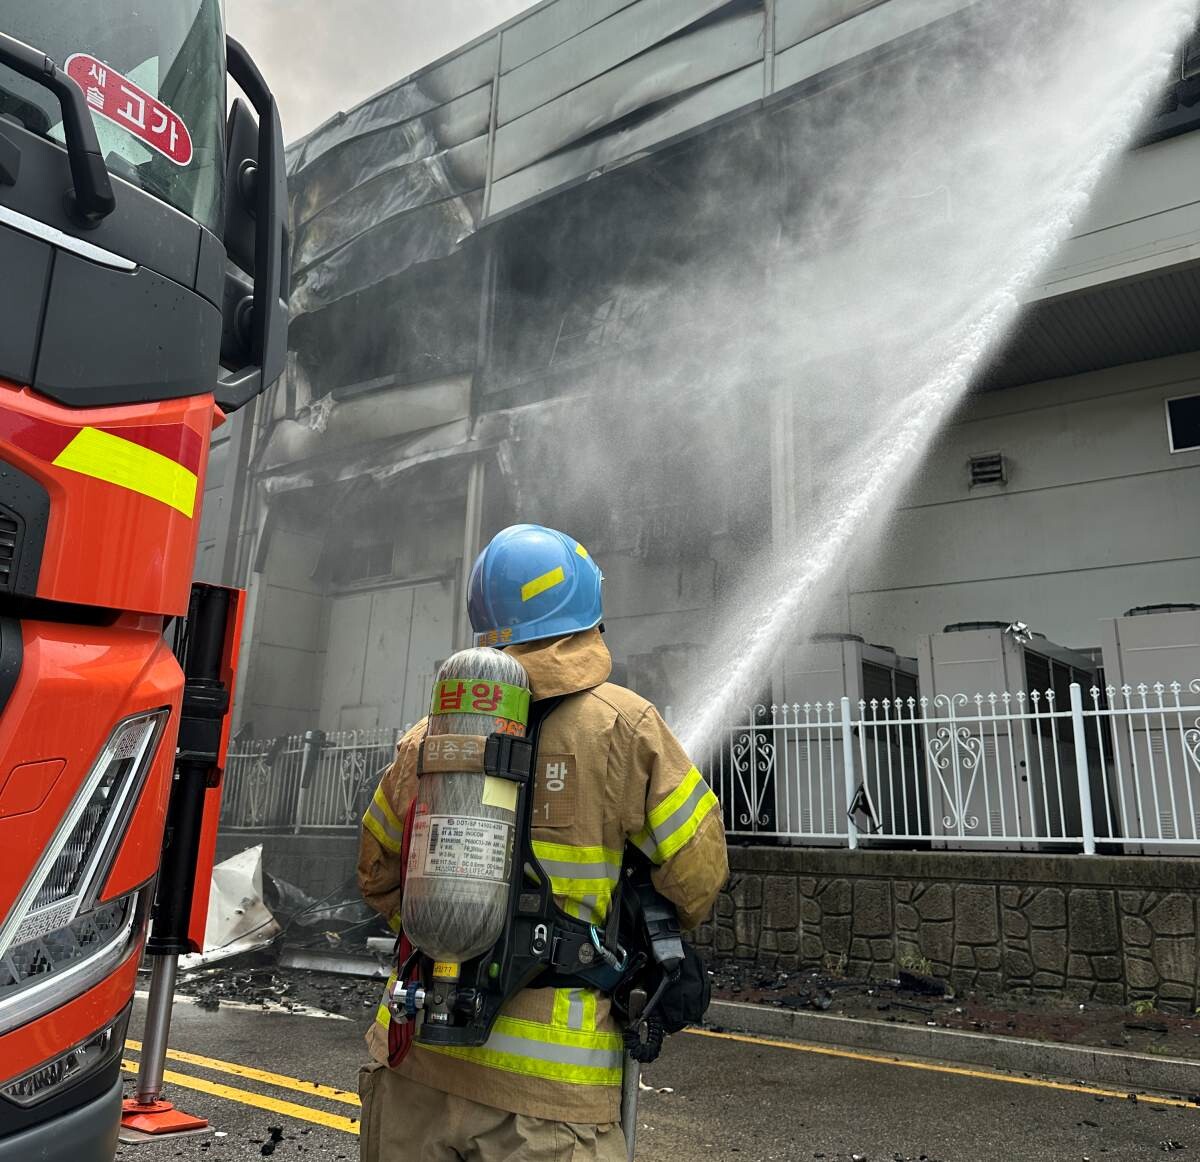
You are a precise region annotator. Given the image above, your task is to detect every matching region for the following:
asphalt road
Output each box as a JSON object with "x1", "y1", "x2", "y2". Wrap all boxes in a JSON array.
[{"x1": 119, "y1": 993, "x2": 1199, "y2": 1161}]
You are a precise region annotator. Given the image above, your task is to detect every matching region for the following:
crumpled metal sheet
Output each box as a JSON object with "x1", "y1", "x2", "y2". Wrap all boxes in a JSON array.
[
  {"x1": 290, "y1": 191, "x2": 481, "y2": 318},
  {"x1": 493, "y1": 10, "x2": 764, "y2": 181},
  {"x1": 260, "y1": 416, "x2": 475, "y2": 495},
  {"x1": 501, "y1": 0, "x2": 638, "y2": 73},
  {"x1": 497, "y1": 0, "x2": 733, "y2": 126},
  {"x1": 489, "y1": 62, "x2": 764, "y2": 218},
  {"x1": 294, "y1": 136, "x2": 488, "y2": 273},
  {"x1": 774, "y1": 0, "x2": 888, "y2": 55},
  {"x1": 285, "y1": 0, "x2": 986, "y2": 315},
  {"x1": 179, "y1": 844, "x2": 282, "y2": 969},
  {"x1": 286, "y1": 36, "x2": 497, "y2": 176},
  {"x1": 256, "y1": 375, "x2": 472, "y2": 472},
  {"x1": 291, "y1": 85, "x2": 492, "y2": 229},
  {"x1": 773, "y1": 0, "x2": 980, "y2": 92}
]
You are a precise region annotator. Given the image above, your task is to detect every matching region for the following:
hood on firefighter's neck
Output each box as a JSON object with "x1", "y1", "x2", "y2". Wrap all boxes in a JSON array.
[{"x1": 505, "y1": 628, "x2": 612, "y2": 700}]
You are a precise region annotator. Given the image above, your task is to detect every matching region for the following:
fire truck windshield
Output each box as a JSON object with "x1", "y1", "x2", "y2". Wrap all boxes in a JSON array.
[{"x1": 0, "y1": 0, "x2": 225, "y2": 234}]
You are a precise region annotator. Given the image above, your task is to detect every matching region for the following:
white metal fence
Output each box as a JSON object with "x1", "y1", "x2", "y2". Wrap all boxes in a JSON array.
[
  {"x1": 220, "y1": 680, "x2": 1200, "y2": 853},
  {"x1": 699, "y1": 680, "x2": 1200, "y2": 852},
  {"x1": 221, "y1": 727, "x2": 401, "y2": 833}
]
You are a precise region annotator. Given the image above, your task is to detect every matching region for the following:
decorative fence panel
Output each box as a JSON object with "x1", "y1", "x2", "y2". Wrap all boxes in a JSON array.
[
  {"x1": 219, "y1": 681, "x2": 1200, "y2": 853},
  {"x1": 222, "y1": 727, "x2": 403, "y2": 833}
]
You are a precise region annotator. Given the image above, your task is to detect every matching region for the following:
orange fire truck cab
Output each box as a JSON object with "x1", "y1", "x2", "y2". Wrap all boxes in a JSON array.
[{"x1": 0, "y1": 4, "x2": 286, "y2": 1157}]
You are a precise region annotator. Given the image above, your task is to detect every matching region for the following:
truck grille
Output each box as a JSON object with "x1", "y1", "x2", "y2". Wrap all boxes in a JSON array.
[{"x1": 0, "y1": 508, "x2": 18, "y2": 592}]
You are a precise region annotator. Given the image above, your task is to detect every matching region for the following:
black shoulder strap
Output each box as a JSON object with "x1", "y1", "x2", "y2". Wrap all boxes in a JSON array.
[{"x1": 524, "y1": 694, "x2": 564, "y2": 757}]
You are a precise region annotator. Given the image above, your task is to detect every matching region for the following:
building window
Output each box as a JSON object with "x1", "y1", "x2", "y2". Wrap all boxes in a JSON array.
[
  {"x1": 1167, "y1": 394, "x2": 1200, "y2": 453},
  {"x1": 335, "y1": 540, "x2": 395, "y2": 586}
]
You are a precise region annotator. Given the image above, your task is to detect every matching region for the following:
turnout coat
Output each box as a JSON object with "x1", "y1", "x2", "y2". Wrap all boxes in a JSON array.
[{"x1": 357, "y1": 628, "x2": 728, "y2": 1123}]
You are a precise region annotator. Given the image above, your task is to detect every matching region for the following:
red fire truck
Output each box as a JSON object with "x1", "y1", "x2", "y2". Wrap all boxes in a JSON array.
[{"x1": 0, "y1": 3, "x2": 287, "y2": 1157}]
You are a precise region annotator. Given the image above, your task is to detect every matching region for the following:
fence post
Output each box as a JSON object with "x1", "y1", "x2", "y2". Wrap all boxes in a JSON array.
[
  {"x1": 841, "y1": 696, "x2": 858, "y2": 851},
  {"x1": 295, "y1": 729, "x2": 325, "y2": 836},
  {"x1": 1069, "y1": 683, "x2": 1096, "y2": 856}
]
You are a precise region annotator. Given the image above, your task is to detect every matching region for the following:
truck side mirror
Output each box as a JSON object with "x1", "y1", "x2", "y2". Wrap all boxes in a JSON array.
[{"x1": 217, "y1": 37, "x2": 289, "y2": 413}]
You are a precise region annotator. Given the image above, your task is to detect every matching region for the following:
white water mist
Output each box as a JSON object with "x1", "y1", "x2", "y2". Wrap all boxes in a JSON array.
[{"x1": 676, "y1": 0, "x2": 1199, "y2": 755}]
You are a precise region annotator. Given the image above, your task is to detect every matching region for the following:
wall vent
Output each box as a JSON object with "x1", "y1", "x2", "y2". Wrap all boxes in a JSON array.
[{"x1": 968, "y1": 452, "x2": 1006, "y2": 487}]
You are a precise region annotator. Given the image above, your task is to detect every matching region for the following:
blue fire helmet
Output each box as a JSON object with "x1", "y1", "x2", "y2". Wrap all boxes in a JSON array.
[{"x1": 468, "y1": 524, "x2": 603, "y2": 648}]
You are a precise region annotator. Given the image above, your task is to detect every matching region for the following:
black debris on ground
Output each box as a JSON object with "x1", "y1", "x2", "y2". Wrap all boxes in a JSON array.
[
  {"x1": 707, "y1": 958, "x2": 1200, "y2": 1061},
  {"x1": 147, "y1": 962, "x2": 385, "y2": 1017}
]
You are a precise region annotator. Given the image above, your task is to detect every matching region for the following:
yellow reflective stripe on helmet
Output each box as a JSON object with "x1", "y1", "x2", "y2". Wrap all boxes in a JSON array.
[
  {"x1": 521, "y1": 566, "x2": 566, "y2": 602},
  {"x1": 376, "y1": 971, "x2": 398, "y2": 1030},
  {"x1": 421, "y1": 1014, "x2": 623, "y2": 1086},
  {"x1": 576, "y1": 543, "x2": 589, "y2": 558},
  {"x1": 363, "y1": 787, "x2": 405, "y2": 853},
  {"x1": 633, "y1": 766, "x2": 718, "y2": 864}
]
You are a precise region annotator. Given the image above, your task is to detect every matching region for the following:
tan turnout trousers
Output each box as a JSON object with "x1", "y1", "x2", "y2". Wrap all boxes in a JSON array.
[{"x1": 359, "y1": 1064, "x2": 627, "y2": 1162}]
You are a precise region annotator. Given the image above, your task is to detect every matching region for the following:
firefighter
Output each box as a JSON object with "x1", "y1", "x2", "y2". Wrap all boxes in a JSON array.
[{"x1": 357, "y1": 523, "x2": 728, "y2": 1161}]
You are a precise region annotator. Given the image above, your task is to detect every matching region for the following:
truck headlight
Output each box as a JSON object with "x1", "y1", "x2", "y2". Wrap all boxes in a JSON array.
[{"x1": 0, "y1": 710, "x2": 167, "y2": 1032}]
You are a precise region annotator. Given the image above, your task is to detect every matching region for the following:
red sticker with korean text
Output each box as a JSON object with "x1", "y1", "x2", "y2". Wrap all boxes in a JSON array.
[{"x1": 65, "y1": 53, "x2": 193, "y2": 166}]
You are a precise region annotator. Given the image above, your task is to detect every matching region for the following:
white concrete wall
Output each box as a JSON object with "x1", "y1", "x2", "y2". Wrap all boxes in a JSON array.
[
  {"x1": 1034, "y1": 133, "x2": 1200, "y2": 300},
  {"x1": 238, "y1": 526, "x2": 327, "y2": 738},
  {"x1": 847, "y1": 352, "x2": 1200, "y2": 656}
]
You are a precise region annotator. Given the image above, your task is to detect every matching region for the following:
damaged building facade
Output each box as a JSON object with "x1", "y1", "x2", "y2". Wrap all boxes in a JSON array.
[{"x1": 211, "y1": 0, "x2": 1200, "y2": 855}]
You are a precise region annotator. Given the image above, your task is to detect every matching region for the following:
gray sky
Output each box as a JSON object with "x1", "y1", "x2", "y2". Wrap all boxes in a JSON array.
[{"x1": 226, "y1": 0, "x2": 538, "y2": 142}]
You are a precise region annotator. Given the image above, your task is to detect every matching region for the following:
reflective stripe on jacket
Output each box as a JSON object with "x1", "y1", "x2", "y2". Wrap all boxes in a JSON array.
[{"x1": 356, "y1": 627, "x2": 729, "y2": 1123}]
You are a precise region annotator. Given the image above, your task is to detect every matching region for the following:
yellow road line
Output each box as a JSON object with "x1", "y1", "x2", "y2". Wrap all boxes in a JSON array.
[
  {"x1": 125, "y1": 1039, "x2": 359, "y2": 1106},
  {"x1": 684, "y1": 1027, "x2": 1200, "y2": 1110},
  {"x1": 120, "y1": 1060, "x2": 359, "y2": 1135}
]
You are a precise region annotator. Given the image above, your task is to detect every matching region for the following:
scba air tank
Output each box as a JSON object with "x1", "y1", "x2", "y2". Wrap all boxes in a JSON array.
[{"x1": 401, "y1": 647, "x2": 531, "y2": 965}]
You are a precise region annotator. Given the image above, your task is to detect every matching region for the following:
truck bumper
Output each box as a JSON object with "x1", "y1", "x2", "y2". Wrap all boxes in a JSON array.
[{"x1": 0, "y1": 1076, "x2": 121, "y2": 1162}]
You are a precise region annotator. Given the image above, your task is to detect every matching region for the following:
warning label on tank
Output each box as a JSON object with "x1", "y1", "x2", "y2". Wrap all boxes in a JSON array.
[{"x1": 409, "y1": 814, "x2": 511, "y2": 883}]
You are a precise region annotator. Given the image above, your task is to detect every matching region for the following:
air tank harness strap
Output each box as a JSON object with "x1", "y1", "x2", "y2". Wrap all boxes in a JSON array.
[{"x1": 417, "y1": 733, "x2": 493, "y2": 775}]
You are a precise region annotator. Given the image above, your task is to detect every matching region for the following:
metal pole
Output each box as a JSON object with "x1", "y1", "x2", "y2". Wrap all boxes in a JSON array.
[
  {"x1": 1070, "y1": 683, "x2": 1097, "y2": 855},
  {"x1": 134, "y1": 954, "x2": 178, "y2": 1104},
  {"x1": 841, "y1": 697, "x2": 859, "y2": 851},
  {"x1": 620, "y1": 1054, "x2": 640, "y2": 1160}
]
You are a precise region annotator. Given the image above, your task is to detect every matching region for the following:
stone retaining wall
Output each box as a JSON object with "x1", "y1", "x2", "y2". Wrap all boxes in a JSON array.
[{"x1": 695, "y1": 846, "x2": 1200, "y2": 1011}]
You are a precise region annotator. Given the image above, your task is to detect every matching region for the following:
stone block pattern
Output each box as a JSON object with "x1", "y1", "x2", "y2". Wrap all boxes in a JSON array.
[{"x1": 694, "y1": 862, "x2": 1200, "y2": 1012}]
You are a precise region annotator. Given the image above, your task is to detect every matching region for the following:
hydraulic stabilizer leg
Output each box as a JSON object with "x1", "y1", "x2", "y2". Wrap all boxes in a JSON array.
[
  {"x1": 133, "y1": 955, "x2": 178, "y2": 1105},
  {"x1": 123, "y1": 585, "x2": 240, "y2": 1139}
]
